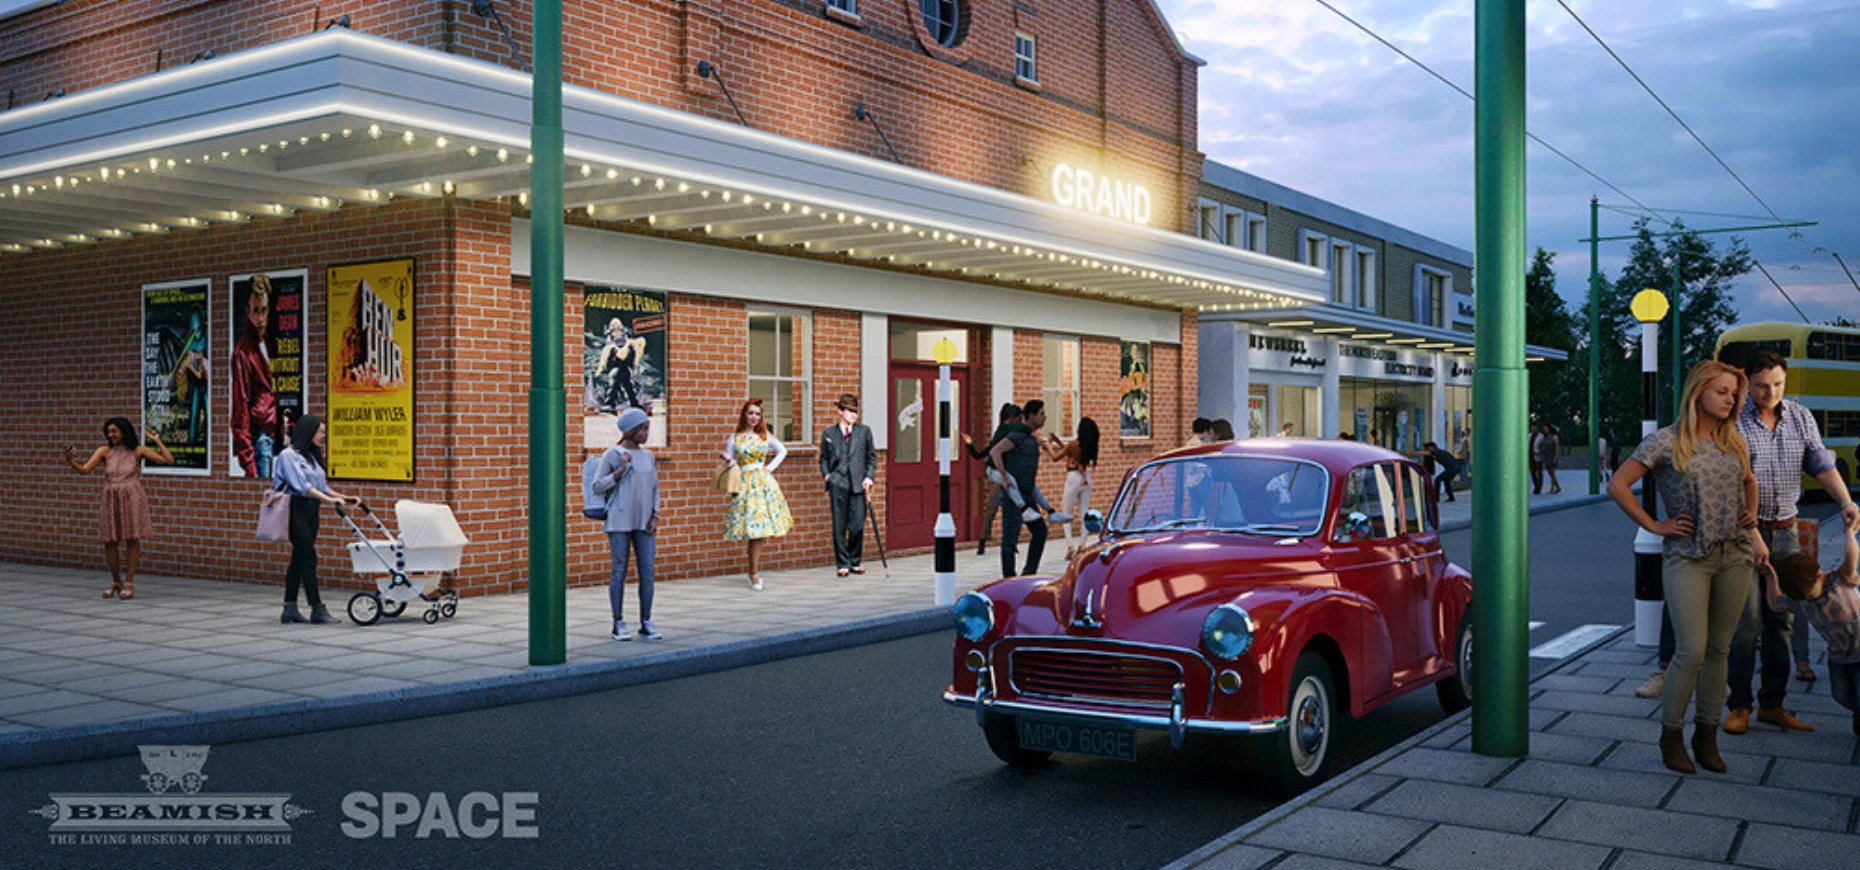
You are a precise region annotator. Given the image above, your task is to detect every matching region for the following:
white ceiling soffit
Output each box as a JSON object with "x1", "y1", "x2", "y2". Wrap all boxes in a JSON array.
[
  {"x1": 0, "y1": 29, "x2": 1326, "y2": 311},
  {"x1": 1213, "y1": 305, "x2": 1570, "y2": 361}
]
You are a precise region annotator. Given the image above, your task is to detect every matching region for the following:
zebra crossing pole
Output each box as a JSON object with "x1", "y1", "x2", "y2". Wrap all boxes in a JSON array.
[
  {"x1": 1630, "y1": 289, "x2": 1669, "y2": 647},
  {"x1": 932, "y1": 339, "x2": 958, "y2": 606}
]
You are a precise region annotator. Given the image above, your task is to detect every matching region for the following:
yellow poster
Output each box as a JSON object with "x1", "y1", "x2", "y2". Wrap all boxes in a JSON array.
[{"x1": 326, "y1": 258, "x2": 415, "y2": 481}]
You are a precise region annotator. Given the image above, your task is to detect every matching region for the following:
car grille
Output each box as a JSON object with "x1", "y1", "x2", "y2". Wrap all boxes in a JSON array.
[{"x1": 1008, "y1": 649, "x2": 1183, "y2": 709}]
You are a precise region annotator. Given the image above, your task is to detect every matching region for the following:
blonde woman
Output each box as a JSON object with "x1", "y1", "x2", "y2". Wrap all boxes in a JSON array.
[
  {"x1": 723, "y1": 398, "x2": 793, "y2": 590},
  {"x1": 1607, "y1": 360, "x2": 1758, "y2": 775}
]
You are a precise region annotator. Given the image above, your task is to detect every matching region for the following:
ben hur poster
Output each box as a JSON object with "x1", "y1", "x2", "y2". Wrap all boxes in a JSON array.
[
  {"x1": 582, "y1": 285, "x2": 668, "y2": 448},
  {"x1": 141, "y1": 279, "x2": 212, "y2": 475},
  {"x1": 227, "y1": 269, "x2": 307, "y2": 478},
  {"x1": 326, "y1": 258, "x2": 415, "y2": 482}
]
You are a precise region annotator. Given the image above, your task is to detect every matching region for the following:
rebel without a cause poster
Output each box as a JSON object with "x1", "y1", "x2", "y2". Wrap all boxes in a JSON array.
[
  {"x1": 141, "y1": 279, "x2": 212, "y2": 475},
  {"x1": 326, "y1": 258, "x2": 415, "y2": 482},
  {"x1": 227, "y1": 270, "x2": 307, "y2": 478}
]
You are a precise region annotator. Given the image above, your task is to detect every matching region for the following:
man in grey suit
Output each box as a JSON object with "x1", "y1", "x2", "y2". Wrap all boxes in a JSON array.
[{"x1": 820, "y1": 393, "x2": 877, "y2": 576}]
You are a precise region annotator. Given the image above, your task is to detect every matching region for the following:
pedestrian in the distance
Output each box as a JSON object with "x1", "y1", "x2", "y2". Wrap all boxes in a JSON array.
[
  {"x1": 819, "y1": 393, "x2": 876, "y2": 577},
  {"x1": 1279, "y1": 421, "x2": 1296, "y2": 437},
  {"x1": 989, "y1": 399, "x2": 1051, "y2": 578},
  {"x1": 964, "y1": 403, "x2": 1021, "y2": 556},
  {"x1": 1423, "y1": 441, "x2": 1461, "y2": 502},
  {"x1": 1545, "y1": 424, "x2": 1564, "y2": 494},
  {"x1": 722, "y1": 398, "x2": 792, "y2": 591},
  {"x1": 64, "y1": 417, "x2": 174, "y2": 599},
  {"x1": 1211, "y1": 419, "x2": 1235, "y2": 441},
  {"x1": 595, "y1": 407, "x2": 661, "y2": 641},
  {"x1": 273, "y1": 414, "x2": 358, "y2": 624},
  {"x1": 1606, "y1": 360, "x2": 1758, "y2": 775},
  {"x1": 1184, "y1": 418, "x2": 1214, "y2": 448},
  {"x1": 1044, "y1": 417, "x2": 1100, "y2": 559},
  {"x1": 1529, "y1": 424, "x2": 1546, "y2": 494}
]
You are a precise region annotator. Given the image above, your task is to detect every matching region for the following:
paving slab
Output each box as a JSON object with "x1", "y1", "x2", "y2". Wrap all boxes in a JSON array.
[
  {"x1": 1610, "y1": 850, "x2": 1744, "y2": 870},
  {"x1": 1362, "y1": 778, "x2": 1563, "y2": 834},
  {"x1": 1190, "y1": 844, "x2": 1283, "y2": 870},
  {"x1": 9, "y1": 700, "x2": 172, "y2": 729},
  {"x1": 1664, "y1": 778, "x2": 1853, "y2": 831},
  {"x1": 1530, "y1": 689, "x2": 1662, "y2": 718},
  {"x1": 1595, "y1": 741, "x2": 1769, "y2": 784},
  {"x1": 1391, "y1": 823, "x2": 1610, "y2": 870},
  {"x1": 1313, "y1": 773, "x2": 1402, "y2": 811},
  {"x1": 1244, "y1": 807, "x2": 1431, "y2": 865},
  {"x1": 1535, "y1": 799, "x2": 1738, "y2": 862},
  {"x1": 158, "y1": 687, "x2": 301, "y2": 713},
  {"x1": 1491, "y1": 758, "x2": 1680, "y2": 808},
  {"x1": 1371, "y1": 746, "x2": 1518, "y2": 786},
  {"x1": 1766, "y1": 757, "x2": 1860, "y2": 797},
  {"x1": 1733, "y1": 823, "x2": 1860, "y2": 870},
  {"x1": 106, "y1": 679, "x2": 241, "y2": 705}
]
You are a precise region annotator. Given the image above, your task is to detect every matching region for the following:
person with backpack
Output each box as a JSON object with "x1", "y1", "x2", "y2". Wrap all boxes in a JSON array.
[{"x1": 588, "y1": 407, "x2": 661, "y2": 641}]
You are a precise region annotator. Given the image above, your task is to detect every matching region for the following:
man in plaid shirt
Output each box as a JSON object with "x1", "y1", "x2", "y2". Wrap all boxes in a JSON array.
[{"x1": 1724, "y1": 350, "x2": 1860, "y2": 735}]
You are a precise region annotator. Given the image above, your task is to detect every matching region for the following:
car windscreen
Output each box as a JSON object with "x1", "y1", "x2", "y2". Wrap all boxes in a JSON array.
[{"x1": 1108, "y1": 456, "x2": 1329, "y2": 537}]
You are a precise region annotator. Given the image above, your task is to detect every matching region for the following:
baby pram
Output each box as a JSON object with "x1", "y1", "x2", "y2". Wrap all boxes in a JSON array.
[{"x1": 339, "y1": 500, "x2": 468, "y2": 626}]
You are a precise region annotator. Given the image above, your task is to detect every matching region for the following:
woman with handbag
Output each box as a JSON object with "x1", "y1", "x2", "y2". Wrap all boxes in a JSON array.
[
  {"x1": 273, "y1": 414, "x2": 358, "y2": 624},
  {"x1": 64, "y1": 417, "x2": 174, "y2": 599},
  {"x1": 722, "y1": 398, "x2": 792, "y2": 590}
]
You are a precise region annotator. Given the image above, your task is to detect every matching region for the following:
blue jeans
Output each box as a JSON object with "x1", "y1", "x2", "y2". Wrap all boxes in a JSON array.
[
  {"x1": 1727, "y1": 526, "x2": 1798, "y2": 711},
  {"x1": 607, "y1": 530, "x2": 655, "y2": 623}
]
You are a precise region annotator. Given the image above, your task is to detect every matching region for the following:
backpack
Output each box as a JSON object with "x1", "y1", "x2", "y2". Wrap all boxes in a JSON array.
[{"x1": 582, "y1": 448, "x2": 620, "y2": 521}]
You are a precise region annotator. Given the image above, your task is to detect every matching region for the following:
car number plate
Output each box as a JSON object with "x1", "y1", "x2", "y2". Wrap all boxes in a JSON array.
[{"x1": 1017, "y1": 718, "x2": 1137, "y2": 761}]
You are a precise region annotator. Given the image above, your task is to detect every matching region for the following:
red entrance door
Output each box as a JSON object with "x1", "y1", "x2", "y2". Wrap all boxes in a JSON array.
[{"x1": 885, "y1": 363, "x2": 970, "y2": 550}]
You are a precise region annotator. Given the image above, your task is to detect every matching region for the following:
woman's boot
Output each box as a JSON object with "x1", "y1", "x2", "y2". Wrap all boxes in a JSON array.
[
  {"x1": 1692, "y1": 725, "x2": 1727, "y2": 774},
  {"x1": 309, "y1": 604, "x2": 338, "y2": 625},
  {"x1": 1660, "y1": 727, "x2": 1696, "y2": 775},
  {"x1": 280, "y1": 603, "x2": 307, "y2": 624}
]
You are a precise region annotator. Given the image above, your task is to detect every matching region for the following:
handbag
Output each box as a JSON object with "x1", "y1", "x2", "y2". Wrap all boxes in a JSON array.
[
  {"x1": 256, "y1": 483, "x2": 290, "y2": 542},
  {"x1": 711, "y1": 461, "x2": 742, "y2": 496}
]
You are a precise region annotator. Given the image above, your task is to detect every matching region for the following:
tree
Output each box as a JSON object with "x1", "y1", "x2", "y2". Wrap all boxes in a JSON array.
[
  {"x1": 1828, "y1": 316, "x2": 1859, "y2": 328},
  {"x1": 1524, "y1": 248, "x2": 1583, "y2": 442},
  {"x1": 1579, "y1": 218, "x2": 1752, "y2": 442}
]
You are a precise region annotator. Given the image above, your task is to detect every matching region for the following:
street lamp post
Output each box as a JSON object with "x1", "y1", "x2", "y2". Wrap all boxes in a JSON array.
[
  {"x1": 527, "y1": 0, "x2": 566, "y2": 666},
  {"x1": 932, "y1": 338, "x2": 959, "y2": 606},
  {"x1": 1630, "y1": 289, "x2": 1669, "y2": 647}
]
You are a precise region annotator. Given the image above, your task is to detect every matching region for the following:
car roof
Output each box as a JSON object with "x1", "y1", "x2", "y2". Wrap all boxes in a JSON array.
[{"x1": 1158, "y1": 438, "x2": 1413, "y2": 478}]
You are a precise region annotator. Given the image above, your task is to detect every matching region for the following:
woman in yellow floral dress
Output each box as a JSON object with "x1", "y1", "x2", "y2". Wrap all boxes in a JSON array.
[{"x1": 723, "y1": 398, "x2": 793, "y2": 590}]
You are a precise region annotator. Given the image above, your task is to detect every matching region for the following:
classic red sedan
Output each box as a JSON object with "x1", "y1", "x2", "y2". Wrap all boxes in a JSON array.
[{"x1": 944, "y1": 439, "x2": 1474, "y2": 793}]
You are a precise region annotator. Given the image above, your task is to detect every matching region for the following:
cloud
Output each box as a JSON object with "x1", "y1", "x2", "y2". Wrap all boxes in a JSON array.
[{"x1": 1164, "y1": 0, "x2": 1860, "y2": 325}]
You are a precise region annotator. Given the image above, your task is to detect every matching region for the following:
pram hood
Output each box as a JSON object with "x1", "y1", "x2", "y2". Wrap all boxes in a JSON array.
[{"x1": 395, "y1": 500, "x2": 469, "y2": 551}]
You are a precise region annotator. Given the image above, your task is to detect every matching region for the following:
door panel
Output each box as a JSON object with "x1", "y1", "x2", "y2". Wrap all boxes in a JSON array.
[
  {"x1": 1331, "y1": 462, "x2": 1422, "y2": 692},
  {"x1": 886, "y1": 364, "x2": 969, "y2": 549}
]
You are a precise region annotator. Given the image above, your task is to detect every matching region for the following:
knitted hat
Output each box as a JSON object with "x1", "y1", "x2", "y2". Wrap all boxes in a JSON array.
[{"x1": 616, "y1": 407, "x2": 650, "y2": 436}]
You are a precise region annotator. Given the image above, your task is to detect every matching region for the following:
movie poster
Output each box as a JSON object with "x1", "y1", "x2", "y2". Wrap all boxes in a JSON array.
[
  {"x1": 227, "y1": 269, "x2": 307, "y2": 478},
  {"x1": 1118, "y1": 339, "x2": 1150, "y2": 439},
  {"x1": 326, "y1": 258, "x2": 415, "y2": 481},
  {"x1": 141, "y1": 279, "x2": 212, "y2": 475},
  {"x1": 581, "y1": 285, "x2": 668, "y2": 448}
]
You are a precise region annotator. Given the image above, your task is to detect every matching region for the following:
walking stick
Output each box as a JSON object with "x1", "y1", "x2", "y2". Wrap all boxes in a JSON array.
[{"x1": 866, "y1": 492, "x2": 889, "y2": 578}]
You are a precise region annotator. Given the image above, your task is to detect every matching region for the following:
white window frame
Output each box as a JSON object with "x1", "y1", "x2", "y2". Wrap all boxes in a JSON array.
[
  {"x1": 1197, "y1": 199, "x2": 1223, "y2": 243},
  {"x1": 1331, "y1": 240, "x2": 1353, "y2": 306},
  {"x1": 1042, "y1": 333, "x2": 1081, "y2": 439},
  {"x1": 1223, "y1": 209, "x2": 1267, "y2": 254},
  {"x1": 746, "y1": 307, "x2": 813, "y2": 443},
  {"x1": 1414, "y1": 265, "x2": 1453, "y2": 328},
  {"x1": 1014, "y1": 32, "x2": 1038, "y2": 83},
  {"x1": 826, "y1": 0, "x2": 858, "y2": 14},
  {"x1": 1355, "y1": 248, "x2": 1377, "y2": 311},
  {"x1": 1298, "y1": 229, "x2": 1329, "y2": 269}
]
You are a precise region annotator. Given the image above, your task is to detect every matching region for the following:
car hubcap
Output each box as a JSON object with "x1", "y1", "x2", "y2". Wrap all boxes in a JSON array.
[
  {"x1": 1291, "y1": 677, "x2": 1328, "y2": 775},
  {"x1": 1460, "y1": 630, "x2": 1475, "y2": 700}
]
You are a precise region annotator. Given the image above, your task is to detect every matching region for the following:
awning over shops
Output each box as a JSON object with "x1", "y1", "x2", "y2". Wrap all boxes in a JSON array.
[
  {"x1": 1209, "y1": 305, "x2": 1570, "y2": 362},
  {"x1": 0, "y1": 29, "x2": 1327, "y2": 312}
]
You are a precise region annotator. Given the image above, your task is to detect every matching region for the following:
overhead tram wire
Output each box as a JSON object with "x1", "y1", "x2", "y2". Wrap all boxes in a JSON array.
[
  {"x1": 1304, "y1": 0, "x2": 1669, "y2": 226},
  {"x1": 1555, "y1": 0, "x2": 1835, "y2": 316}
]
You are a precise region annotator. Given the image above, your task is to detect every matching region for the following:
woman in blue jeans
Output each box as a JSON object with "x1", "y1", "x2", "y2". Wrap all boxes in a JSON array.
[
  {"x1": 1607, "y1": 361, "x2": 1758, "y2": 775},
  {"x1": 594, "y1": 407, "x2": 661, "y2": 641}
]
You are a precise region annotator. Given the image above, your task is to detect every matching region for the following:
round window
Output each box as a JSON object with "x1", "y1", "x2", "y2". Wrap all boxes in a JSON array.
[{"x1": 919, "y1": 0, "x2": 968, "y2": 48}]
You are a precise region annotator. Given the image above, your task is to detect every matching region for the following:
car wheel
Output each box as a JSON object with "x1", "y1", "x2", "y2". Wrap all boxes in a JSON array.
[
  {"x1": 1437, "y1": 611, "x2": 1473, "y2": 714},
  {"x1": 1264, "y1": 652, "x2": 1337, "y2": 795},
  {"x1": 981, "y1": 712, "x2": 1052, "y2": 768}
]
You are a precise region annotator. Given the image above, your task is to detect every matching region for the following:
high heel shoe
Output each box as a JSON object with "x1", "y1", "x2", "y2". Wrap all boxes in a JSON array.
[
  {"x1": 102, "y1": 582, "x2": 122, "y2": 599},
  {"x1": 119, "y1": 581, "x2": 134, "y2": 600}
]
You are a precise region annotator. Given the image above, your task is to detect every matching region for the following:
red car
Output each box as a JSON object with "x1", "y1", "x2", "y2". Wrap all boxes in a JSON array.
[{"x1": 944, "y1": 439, "x2": 1474, "y2": 793}]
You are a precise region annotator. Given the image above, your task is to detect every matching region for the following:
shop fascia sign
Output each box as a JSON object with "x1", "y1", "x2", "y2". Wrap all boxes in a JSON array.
[
  {"x1": 1337, "y1": 342, "x2": 1435, "y2": 382},
  {"x1": 1246, "y1": 331, "x2": 1327, "y2": 372},
  {"x1": 1050, "y1": 163, "x2": 1152, "y2": 226},
  {"x1": 1452, "y1": 291, "x2": 1475, "y2": 326}
]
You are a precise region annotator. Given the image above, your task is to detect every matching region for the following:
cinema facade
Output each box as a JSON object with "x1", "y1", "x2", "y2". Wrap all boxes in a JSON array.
[{"x1": 0, "y1": 0, "x2": 1345, "y2": 593}]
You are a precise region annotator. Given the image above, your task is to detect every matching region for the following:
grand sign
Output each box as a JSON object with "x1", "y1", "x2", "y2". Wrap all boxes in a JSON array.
[{"x1": 1051, "y1": 163, "x2": 1152, "y2": 226}]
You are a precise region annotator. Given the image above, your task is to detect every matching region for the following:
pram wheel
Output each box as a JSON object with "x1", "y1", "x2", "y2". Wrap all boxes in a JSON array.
[
  {"x1": 422, "y1": 608, "x2": 440, "y2": 625},
  {"x1": 382, "y1": 599, "x2": 407, "y2": 619},
  {"x1": 348, "y1": 592, "x2": 382, "y2": 626},
  {"x1": 441, "y1": 600, "x2": 457, "y2": 619}
]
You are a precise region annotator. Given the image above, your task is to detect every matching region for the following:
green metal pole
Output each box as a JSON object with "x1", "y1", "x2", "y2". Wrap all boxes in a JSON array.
[
  {"x1": 1588, "y1": 197, "x2": 1600, "y2": 496},
  {"x1": 1670, "y1": 257, "x2": 1683, "y2": 421},
  {"x1": 528, "y1": 0, "x2": 566, "y2": 666},
  {"x1": 1472, "y1": 0, "x2": 1529, "y2": 757}
]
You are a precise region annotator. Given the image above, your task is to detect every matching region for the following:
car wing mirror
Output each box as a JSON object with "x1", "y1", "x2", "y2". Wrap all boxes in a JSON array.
[{"x1": 1342, "y1": 511, "x2": 1371, "y2": 541}]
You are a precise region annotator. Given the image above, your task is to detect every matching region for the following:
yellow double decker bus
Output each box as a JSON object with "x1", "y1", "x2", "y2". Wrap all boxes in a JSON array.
[{"x1": 1716, "y1": 321, "x2": 1860, "y2": 493}]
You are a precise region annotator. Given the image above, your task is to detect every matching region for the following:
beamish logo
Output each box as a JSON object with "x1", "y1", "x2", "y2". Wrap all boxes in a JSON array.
[{"x1": 29, "y1": 745, "x2": 309, "y2": 842}]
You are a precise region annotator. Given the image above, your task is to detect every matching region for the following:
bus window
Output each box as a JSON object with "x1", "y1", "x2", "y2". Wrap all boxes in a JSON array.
[
  {"x1": 1806, "y1": 331, "x2": 1860, "y2": 363},
  {"x1": 1719, "y1": 339, "x2": 1790, "y2": 362}
]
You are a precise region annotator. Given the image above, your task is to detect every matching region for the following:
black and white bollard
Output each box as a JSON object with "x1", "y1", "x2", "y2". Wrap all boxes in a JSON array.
[{"x1": 1630, "y1": 292, "x2": 1667, "y2": 647}]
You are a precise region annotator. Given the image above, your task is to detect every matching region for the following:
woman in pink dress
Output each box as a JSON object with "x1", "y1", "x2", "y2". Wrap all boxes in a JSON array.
[{"x1": 64, "y1": 417, "x2": 173, "y2": 599}]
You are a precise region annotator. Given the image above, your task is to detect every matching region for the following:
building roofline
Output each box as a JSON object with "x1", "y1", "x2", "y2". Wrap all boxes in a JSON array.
[{"x1": 1202, "y1": 159, "x2": 1473, "y2": 267}]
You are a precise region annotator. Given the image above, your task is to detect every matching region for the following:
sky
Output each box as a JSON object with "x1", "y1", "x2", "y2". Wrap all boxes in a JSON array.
[{"x1": 1156, "y1": 0, "x2": 1860, "y2": 327}]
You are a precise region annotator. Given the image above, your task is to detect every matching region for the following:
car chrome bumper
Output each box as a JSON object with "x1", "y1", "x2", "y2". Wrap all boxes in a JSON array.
[{"x1": 942, "y1": 689, "x2": 1288, "y2": 738}]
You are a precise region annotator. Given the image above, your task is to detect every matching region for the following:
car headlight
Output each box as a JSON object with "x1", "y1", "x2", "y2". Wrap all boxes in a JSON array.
[
  {"x1": 1202, "y1": 604, "x2": 1255, "y2": 660},
  {"x1": 952, "y1": 591, "x2": 995, "y2": 642}
]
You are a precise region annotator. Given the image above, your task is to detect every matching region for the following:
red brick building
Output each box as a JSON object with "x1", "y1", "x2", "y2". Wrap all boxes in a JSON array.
[{"x1": 0, "y1": 0, "x2": 1325, "y2": 594}]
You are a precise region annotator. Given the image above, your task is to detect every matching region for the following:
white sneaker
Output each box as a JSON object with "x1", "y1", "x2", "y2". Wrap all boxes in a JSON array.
[
  {"x1": 1633, "y1": 668, "x2": 1664, "y2": 699},
  {"x1": 638, "y1": 620, "x2": 663, "y2": 641},
  {"x1": 1048, "y1": 511, "x2": 1074, "y2": 524},
  {"x1": 1022, "y1": 507, "x2": 1043, "y2": 523},
  {"x1": 750, "y1": 576, "x2": 764, "y2": 591},
  {"x1": 612, "y1": 619, "x2": 632, "y2": 642}
]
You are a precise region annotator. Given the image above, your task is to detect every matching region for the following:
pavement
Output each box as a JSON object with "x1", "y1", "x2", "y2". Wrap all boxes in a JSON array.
[
  {"x1": 0, "y1": 468, "x2": 1608, "y2": 772},
  {"x1": 1169, "y1": 615, "x2": 1860, "y2": 869}
]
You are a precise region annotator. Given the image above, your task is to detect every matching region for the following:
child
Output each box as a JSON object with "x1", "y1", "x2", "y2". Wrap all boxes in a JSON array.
[
  {"x1": 595, "y1": 407, "x2": 662, "y2": 642},
  {"x1": 1766, "y1": 521, "x2": 1860, "y2": 736},
  {"x1": 974, "y1": 406, "x2": 1067, "y2": 524}
]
